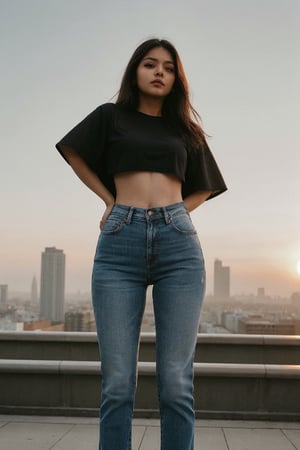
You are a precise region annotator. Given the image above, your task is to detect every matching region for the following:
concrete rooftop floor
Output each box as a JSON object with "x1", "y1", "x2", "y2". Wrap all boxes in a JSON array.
[{"x1": 0, "y1": 415, "x2": 300, "y2": 449}]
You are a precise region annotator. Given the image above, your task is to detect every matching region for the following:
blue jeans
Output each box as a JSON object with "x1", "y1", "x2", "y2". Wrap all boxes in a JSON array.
[{"x1": 92, "y1": 202, "x2": 205, "y2": 450}]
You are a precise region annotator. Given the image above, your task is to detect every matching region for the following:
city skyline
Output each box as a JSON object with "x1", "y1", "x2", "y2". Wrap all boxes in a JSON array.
[
  {"x1": 1, "y1": 254, "x2": 299, "y2": 300},
  {"x1": 1, "y1": 1, "x2": 299, "y2": 297}
]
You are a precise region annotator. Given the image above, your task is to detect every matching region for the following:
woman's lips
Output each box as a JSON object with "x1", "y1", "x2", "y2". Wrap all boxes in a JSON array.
[{"x1": 151, "y1": 80, "x2": 165, "y2": 86}]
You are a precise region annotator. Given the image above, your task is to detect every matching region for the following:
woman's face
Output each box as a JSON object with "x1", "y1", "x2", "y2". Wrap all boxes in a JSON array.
[{"x1": 136, "y1": 47, "x2": 176, "y2": 100}]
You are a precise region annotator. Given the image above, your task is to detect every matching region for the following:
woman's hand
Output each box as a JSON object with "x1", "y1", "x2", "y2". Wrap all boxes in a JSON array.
[
  {"x1": 184, "y1": 190, "x2": 212, "y2": 212},
  {"x1": 100, "y1": 203, "x2": 115, "y2": 230}
]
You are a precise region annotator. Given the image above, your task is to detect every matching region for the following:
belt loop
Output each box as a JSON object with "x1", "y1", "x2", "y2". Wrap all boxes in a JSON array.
[
  {"x1": 125, "y1": 207, "x2": 134, "y2": 224},
  {"x1": 162, "y1": 207, "x2": 171, "y2": 224}
]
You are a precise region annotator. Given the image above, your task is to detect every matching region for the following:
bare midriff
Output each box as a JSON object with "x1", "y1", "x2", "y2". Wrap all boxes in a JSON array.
[{"x1": 114, "y1": 171, "x2": 183, "y2": 208}]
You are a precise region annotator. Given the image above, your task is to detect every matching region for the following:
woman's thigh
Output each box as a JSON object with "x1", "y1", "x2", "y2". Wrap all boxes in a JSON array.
[
  {"x1": 152, "y1": 211, "x2": 205, "y2": 371},
  {"x1": 92, "y1": 218, "x2": 148, "y2": 377}
]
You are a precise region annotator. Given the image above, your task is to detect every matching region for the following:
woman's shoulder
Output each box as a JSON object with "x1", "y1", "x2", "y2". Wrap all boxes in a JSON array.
[
  {"x1": 82, "y1": 102, "x2": 119, "y2": 126},
  {"x1": 94, "y1": 102, "x2": 117, "y2": 115}
]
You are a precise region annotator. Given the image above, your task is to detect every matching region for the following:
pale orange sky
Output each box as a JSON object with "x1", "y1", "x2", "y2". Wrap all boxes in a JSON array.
[{"x1": 1, "y1": 0, "x2": 299, "y2": 297}]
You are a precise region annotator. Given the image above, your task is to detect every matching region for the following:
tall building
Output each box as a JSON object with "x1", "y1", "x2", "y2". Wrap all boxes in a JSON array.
[
  {"x1": 64, "y1": 310, "x2": 96, "y2": 332},
  {"x1": 31, "y1": 275, "x2": 38, "y2": 303},
  {"x1": 213, "y1": 259, "x2": 230, "y2": 299},
  {"x1": 257, "y1": 287, "x2": 265, "y2": 297},
  {"x1": 40, "y1": 247, "x2": 65, "y2": 322},
  {"x1": 0, "y1": 284, "x2": 8, "y2": 305},
  {"x1": 238, "y1": 317, "x2": 297, "y2": 335}
]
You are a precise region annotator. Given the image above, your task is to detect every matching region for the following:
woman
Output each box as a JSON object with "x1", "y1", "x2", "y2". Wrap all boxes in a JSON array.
[{"x1": 56, "y1": 38, "x2": 227, "y2": 450}]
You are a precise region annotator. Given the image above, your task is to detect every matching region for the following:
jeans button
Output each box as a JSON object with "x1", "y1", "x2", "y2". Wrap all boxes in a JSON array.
[{"x1": 147, "y1": 210, "x2": 154, "y2": 216}]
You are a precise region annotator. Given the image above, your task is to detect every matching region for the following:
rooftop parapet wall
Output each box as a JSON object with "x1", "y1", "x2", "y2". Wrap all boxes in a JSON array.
[
  {"x1": 0, "y1": 359, "x2": 299, "y2": 420},
  {"x1": 1, "y1": 332, "x2": 300, "y2": 420}
]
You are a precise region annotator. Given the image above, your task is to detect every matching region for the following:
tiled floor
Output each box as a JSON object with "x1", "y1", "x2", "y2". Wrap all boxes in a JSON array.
[{"x1": 0, "y1": 415, "x2": 299, "y2": 449}]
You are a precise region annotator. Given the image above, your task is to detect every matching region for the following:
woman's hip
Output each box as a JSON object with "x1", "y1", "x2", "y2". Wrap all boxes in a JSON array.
[{"x1": 92, "y1": 202, "x2": 205, "y2": 282}]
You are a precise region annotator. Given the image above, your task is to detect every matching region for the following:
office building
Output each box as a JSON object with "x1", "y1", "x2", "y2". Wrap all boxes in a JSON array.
[
  {"x1": 40, "y1": 247, "x2": 65, "y2": 322},
  {"x1": 238, "y1": 317, "x2": 298, "y2": 335},
  {"x1": 0, "y1": 284, "x2": 8, "y2": 305},
  {"x1": 213, "y1": 259, "x2": 230, "y2": 299},
  {"x1": 64, "y1": 310, "x2": 96, "y2": 332},
  {"x1": 257, "y1": 287, "x2": 265, "y2": 298}
]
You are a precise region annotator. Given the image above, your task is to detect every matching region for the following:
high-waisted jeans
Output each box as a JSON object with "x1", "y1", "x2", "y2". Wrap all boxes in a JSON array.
[{"x1": 92, "y1": 202, "x2": 206, "y2": 450}]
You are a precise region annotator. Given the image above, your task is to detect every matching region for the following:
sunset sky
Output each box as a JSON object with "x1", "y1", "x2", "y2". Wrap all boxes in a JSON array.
[{"x1": 1, "y1": 0, "x2": 299, "y2": 297}]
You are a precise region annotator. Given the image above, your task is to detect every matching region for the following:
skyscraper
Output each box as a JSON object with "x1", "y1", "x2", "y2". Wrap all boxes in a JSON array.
[
  {"x1": 213, "y1": 259, "x2": 230, "y2": 299},
  {"x1": 0, "y1": 285, "x2": 8, "y2": 305},
  {"x1": 40, "y1": 247, "x2": 65, "y2": 322},
  {"x1": 31, "y1": 275, "x2": 38, "y2": 304}
]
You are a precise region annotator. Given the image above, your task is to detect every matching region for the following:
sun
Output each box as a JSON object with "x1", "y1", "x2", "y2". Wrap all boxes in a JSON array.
[{"x1": 297, "y1": 260, "x2": 300, "y2": 275}]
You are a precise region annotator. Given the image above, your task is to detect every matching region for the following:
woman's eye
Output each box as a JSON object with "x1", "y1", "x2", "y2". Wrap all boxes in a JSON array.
[
  {"x1": 144, "y1": 63, "x2": 154, "y2": 68},
  {"x1": 166, "y1": 67, "x2": 175, "y2": 73}
]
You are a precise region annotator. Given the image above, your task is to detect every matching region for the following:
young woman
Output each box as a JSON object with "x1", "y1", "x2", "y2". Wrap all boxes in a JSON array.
[{"x1": 56, "y1": 38, "x2": 227, "y2": 450}]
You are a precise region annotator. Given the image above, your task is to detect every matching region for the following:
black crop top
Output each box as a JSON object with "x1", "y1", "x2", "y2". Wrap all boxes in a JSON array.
[
  {"x1": 56, "y1": 103, "x2": 227, "y2": 200},
  {"x1": 106, "y1": 108, "x2": 187, "y2": 181}
]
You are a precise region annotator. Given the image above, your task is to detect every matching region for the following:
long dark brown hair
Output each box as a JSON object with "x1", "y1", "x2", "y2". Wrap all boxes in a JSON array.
[{"x1": 116, "y1": 38, "x2": 207, "y2": 150}]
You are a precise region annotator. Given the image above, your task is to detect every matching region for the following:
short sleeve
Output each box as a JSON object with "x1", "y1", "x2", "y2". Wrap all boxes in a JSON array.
[
  {"x1": 182, "y1": 140, "x2": 227, "y2": 200},
  {"x1": 55, "y1": 102, "x2": 116, "y2": 197}
]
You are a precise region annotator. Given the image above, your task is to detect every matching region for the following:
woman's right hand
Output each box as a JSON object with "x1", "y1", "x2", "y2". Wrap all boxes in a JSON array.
[{"x1": 100, "y1": 203, "x2": 115, "y2": 230}]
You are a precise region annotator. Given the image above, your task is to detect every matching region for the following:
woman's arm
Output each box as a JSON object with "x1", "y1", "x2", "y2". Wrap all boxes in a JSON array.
[
  {"x1": 184, "y1": 190, "x2": 212, "y2": 212},
  {"x1": 60, "y1": 145, "x2": 115, "y2": 226}
]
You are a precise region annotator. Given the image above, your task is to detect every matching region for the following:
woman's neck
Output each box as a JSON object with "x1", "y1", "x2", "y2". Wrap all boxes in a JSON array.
[{"x1": 137, "y1": 97, "x2": 164, "y2": 117}]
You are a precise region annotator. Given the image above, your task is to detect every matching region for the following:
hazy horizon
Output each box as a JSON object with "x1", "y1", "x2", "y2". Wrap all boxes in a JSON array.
[{"x1": 1, "y1": 0, "x2": 300, "y2": 297}]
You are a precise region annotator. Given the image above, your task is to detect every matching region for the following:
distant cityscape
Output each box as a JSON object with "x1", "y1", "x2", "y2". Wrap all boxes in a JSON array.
[{"x1": 1, "y1": 248, "x2": 300, "y2": 334}]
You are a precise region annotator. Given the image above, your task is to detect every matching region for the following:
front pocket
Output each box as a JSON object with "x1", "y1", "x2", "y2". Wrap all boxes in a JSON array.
[
  {"x1": 170, "y1": 212, "x2": 197, "y2": 235},
  {"x1": 101, "y1": 215, "x2": 126, "y2": 235}
]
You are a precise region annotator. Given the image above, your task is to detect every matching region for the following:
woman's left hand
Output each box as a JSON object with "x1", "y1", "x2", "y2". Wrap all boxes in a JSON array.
[{"x1": 100, "y1": 203, "x2": 115, "y2": 230}]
